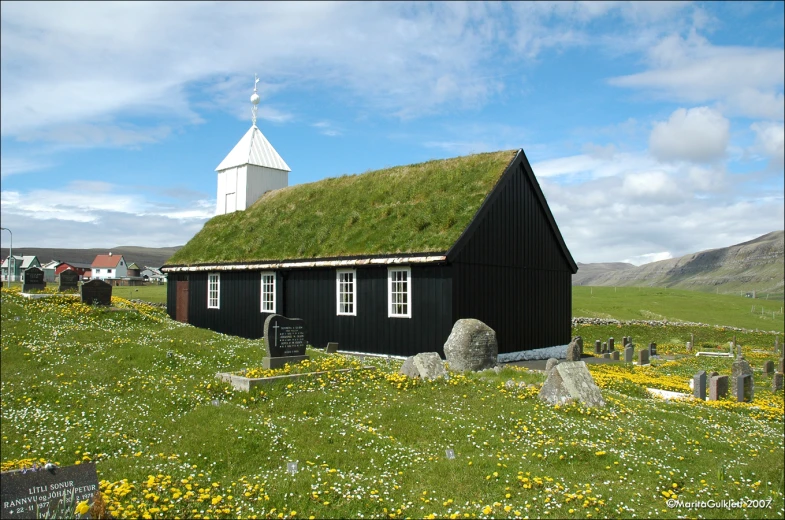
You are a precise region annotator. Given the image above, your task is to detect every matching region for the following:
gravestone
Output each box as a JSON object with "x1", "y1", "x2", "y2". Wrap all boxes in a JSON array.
[
  {"x1": 443, "y1": 319, "x2": 497, "y2": 372},
  {"x1": 58, "y1": 269, "x2": 80, "y2": 292},
  {"x1": 325, "y1": 342, "x2": 339, "y2": 354},
  {"x1": 775, "y1": 336, "x2": 780, "y2": 354},
  {"x1": 686, "y1": 341, "x2": 692, "y2": 353},
  {"x1": 624, "y1": 346, "x2": 634, "y2": 363},
  {"x1": 566, "y1": 337, "x2": 582, "y2": 361},
  {"x1": 608, "y1": 337, "x2": 615, "y2": 352},
  {"x1": 622, "y1": 336, "x2": 628, "y2": 347},
  {"x1": 602, "y1": 352, "x2": 611, "y2": 359},
  {"x1": 1, "y1": 462, "x2": 99, "y2": 519},
  {"x1": 594, "y1": 340, "x2": 602, "y2": 355},
  {"x1": 772, "y1": 373, "x2": 783, "y2": 393},
  {"x1": 627, "y1": 336, "x2": 633, "y2": 347},
  {"x1": 545, "y1": 358, "x2": 559, "y2": 372},
  {"x1": 22, "y1": 267, "x2": 46, "y2": 292},
  {"x1": 709, "y1": 375, "x2": 728, "y2": 401},
  {"x1": 709, "y1": 371, "x2": 719, "y2": 381},
  {"x1": 263, "y1": 314, "x2": 309, "y2": 369},
  {"x1": 780, "y1": 357, "x2": 784, "y2": 374},
  {"x1": 649, "y1": 342, "x2": 657, "y2": 356},
  {"x1": 693, "y1": 371, "x2": 707, "y2": 400},
  {"x1": 80, "y1": 279, "x2": 112, "y2": 305},
  {"x1": 412, "y1": 352, "x2": 447, "y2": 380},
  {"x1": 602, "y1": 342, "x2": 608, "y2": 354},
  {"x1": 538, "y1": 361, "x2": 605, "y2": 408},
  {"x1": 638, "y1": 349, "x2": 650, "y2": 366},
  {"x1": 763, "y1": 360, "x2": 774, "y2": 376},
  {"x1": 731, "y1": 357, "x2": 753, "y2": 396},
  {"x1": 611, "y1": 351, "x2": 619, "y2": 361},
  {"x1": 735, "y1": 374, "x2": 753, "y2": 402},
  {"x1": 691, "y1": 333, "x2": 695, "y2": 352}
]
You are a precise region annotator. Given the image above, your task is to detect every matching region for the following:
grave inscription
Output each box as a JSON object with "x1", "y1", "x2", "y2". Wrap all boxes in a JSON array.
[{"x1": 1, "y1": 463, "x2": 98, "y2": 519}]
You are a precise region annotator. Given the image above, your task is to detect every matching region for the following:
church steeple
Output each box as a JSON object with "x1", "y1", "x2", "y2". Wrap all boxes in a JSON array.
[{"x1": 215, "y1": 74, "x2": 290, "y2": 215}]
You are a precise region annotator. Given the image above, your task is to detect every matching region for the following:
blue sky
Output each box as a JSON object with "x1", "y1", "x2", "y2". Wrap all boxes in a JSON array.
[{"x1": 1, "y1": 1, "x2": 783, "y2": 264}]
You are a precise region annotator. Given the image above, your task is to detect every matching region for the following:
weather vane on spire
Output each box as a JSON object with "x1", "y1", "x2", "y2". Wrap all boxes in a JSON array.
[{"x1": 250, "y1": 73, "x2": 260, "y2": 126}]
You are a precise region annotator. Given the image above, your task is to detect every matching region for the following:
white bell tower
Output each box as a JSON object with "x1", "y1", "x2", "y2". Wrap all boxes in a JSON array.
[{"x1": 215, "y1": 74, "x2": 290, "y2": 215}]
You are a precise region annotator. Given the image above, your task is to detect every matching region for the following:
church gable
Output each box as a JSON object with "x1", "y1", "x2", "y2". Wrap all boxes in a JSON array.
[{"x1": 166, "y1": 150, "x2": 517, "y2": 266}]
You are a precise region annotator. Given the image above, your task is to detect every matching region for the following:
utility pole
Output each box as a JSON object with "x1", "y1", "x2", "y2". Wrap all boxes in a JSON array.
[{"x1": 0, "y1": 227, "x2": 11, "y2": 283}]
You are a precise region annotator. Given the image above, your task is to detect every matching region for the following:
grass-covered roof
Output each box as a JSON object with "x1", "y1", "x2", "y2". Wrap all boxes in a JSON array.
[{"x1": 166, "y1": 150, "x2": 517, "y2": 266}]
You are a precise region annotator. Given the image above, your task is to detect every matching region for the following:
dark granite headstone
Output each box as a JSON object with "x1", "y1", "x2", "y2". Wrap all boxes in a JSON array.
[
  {"x1": 594, "y1": 340, "x2": 602, "y2": 355},
  {"x1": 80, "y1": 279, "x2": 112, "y2": 306},
  {"x1": 693, "y1": 371, "x2": 707, "y2": 400},
  {"x1": 22, "y1": 267, "x2": 46, "y2": 292},
  {"x1": 649, "y1": 342, "x2": 657, "y2": 356},
  {"x1": 638, "y1": 349, "x2": 650, "y2": 366},
  {"x1": 325, "y1": 342, "x2": 339, "y2": 354},
  {"x1": 58, "y1": 270, "x2": 80, "y2": 292},
  {"x1": 1, "y1": 462, "x2": 98, "y2": 519},
  {"x1": 611, "y1": 350, "x2": 619, "y2": 361},
  {"x1": 608, "y1": 337, "x2": 615, "y2": 352},
  {"x1": 763, "y1": 360, "x2": 774, "y2": 376},
  {"x1": 709, "y1": 375, "x2": 728, "y2": 401},
  {"x1": 262, "y1": 314, "x2": 309, "y2": 369}
]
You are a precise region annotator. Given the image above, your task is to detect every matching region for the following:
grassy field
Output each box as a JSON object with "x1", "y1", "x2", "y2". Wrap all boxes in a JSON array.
[
  {"x1": 1, "y1": 288, "x2": 783, "y2": 519},
  {"x1": 574, "y1": 286, "x2": 784, "y2": 333}
]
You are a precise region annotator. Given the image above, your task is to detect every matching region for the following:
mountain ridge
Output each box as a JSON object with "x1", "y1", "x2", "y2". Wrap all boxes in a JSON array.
[
  {"x1": 0, "y1": 246, "x2": 182, "y2": 268},
  {"x1": 573, "y1": 231, "x2": 784, "y2": 296}
]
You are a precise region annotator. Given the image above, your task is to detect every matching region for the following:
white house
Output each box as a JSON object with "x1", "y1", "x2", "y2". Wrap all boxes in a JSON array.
[{"x1": 90, "y1": 253, "x2": 128, "y2": 281}]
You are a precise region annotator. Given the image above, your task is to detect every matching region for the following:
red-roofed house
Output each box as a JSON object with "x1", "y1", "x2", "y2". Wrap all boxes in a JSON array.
[
  {"x1": 55, "y1": 262, "x2": 91, "y2": 279},
  {"x1": 91, "y1": 253, "x2": 127, "y2": 281}
]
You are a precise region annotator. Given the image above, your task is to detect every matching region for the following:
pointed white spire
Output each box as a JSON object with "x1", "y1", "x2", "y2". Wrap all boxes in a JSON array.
[{"x1": 251, "y1": 73, "x2": 260, "y2": 127}]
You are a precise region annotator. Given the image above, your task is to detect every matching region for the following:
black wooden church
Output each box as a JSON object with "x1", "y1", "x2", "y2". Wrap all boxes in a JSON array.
[{"x1": 162, "y1": 111, "x2": 577, "y2": 358}]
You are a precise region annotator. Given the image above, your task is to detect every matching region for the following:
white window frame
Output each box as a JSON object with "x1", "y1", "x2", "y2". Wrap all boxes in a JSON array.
[
  {"x1": 260, "y1": 271, "x2": 276, "y2": 313},
  {"x1": 388, "y1": 267, "x2": 411, "y2": 318},
  {"x1": 207, "y1": 272, "x2": 220, "y2": 309},
  {"x1": 336, "y1": 269, "x2": 357, "y2": 316}
]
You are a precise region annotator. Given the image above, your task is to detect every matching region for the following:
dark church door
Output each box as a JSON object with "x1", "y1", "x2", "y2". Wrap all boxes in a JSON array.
[{"x1": 176, "y1": 279, "x2": 189, "y2": 323}]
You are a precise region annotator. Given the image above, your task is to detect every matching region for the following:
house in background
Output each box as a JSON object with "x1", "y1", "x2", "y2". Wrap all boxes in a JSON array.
[
  {"x1": 42, "y1": 260, "x2": 61, "y2": 282},
  {"x1": 127, "y1": 263, "x2": 141, "y2": 278},
  {"x1": 141, "y1": 267, "x2": 167, "y2": 284},
  {"x1": 90, "y1": 253, "x2": 127, "y2": 281},
  {"x1": 55, "y1": 262, "x2": 91, "y2": 280},
  {"x1": 1, "y1": 255, "x2": 41, "y2": 282}
]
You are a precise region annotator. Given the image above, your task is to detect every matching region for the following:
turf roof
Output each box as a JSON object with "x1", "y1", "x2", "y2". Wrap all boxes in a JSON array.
[{"x1": 166, "y1": 150, "x2": 517, "y2": 266}]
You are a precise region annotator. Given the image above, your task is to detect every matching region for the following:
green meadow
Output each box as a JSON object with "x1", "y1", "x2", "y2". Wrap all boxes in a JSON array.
[
  {"x1": 1, "y1": 288, "x2": 783, "y2": 519},
  {"x1": 573, "y1": 286, "x2": 784, "y2": 333}
]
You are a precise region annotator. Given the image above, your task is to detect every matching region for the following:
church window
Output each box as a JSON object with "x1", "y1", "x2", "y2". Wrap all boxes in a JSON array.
[
  {"x1": 261, "y1": 272, "x2": 276, "y2": 312},
  {"x1": 337, "y1": 269, "x2": 356, "y2": 316},
  {"x1": 388, "y1": 267, "x2": 411, "y2": 318},
  {"x1": 208, "y1": 273, "x2": 220, "y2": 309}
]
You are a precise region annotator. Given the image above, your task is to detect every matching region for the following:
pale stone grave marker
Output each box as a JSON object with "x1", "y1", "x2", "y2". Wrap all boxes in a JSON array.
[
  {"x1": 638, "y1": 349, "x2": 650, "y2": 366},
  {"x1": 693, "y1": 371, "x2": 707, "y2": 400},
  {"x1": 736, "y1": 374, "x2": 753, "y2": 402},
  {"x1": 773, "y1": 373, "x2": 783, "y2": 393},
  {"x1": 443, "y1": 319, "x2": 497, "y2": 372},
  {"x1": 624, "y1": 346, "x2": 634, "y2": 363}
]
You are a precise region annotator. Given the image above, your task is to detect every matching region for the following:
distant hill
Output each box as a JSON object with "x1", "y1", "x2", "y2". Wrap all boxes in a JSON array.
[
  {"x1": 0, "y1": 246, "x2": 182, "y2": 268},
  {"x1": 573, "y1": 231, "x2": 784, "y2": 297}
]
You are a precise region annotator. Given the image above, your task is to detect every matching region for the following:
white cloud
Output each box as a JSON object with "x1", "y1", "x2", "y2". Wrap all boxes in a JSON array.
[
  {"x1": 610, "y1": 33, "x2": 784, "y2": 120},
  {"x1": 621, "y1": 171, "x2": 683, "y2": 200},
  {"x1": 311, "y1": 121, "x2": 342, "y2": 137},
  {"x1": 649, "y1": 107, "x2": 729, "y2": 163},
  {"x1": 0, "y1": 181, "x2": 213, "y2": 247},
  {"x1": 0, "y1": 156, "x2": 53, "y2": 178},
  {"x1": 750, "y1": 121, "x2": 785, "y2": 170},
  {"x1": 623, "y1": 252, "x2": 674, "y2": 266}
]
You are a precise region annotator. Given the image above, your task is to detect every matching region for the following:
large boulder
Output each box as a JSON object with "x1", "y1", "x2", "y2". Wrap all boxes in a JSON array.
[
  {"x1": 400, "y1": 352, "x2": 448, "y2": 380},
  {"x1": 538, "y1": 361, "x2": 605, "y2": 408},
  {"x1": 443, "y1": 319, "x2": 498, "y2": 372}
]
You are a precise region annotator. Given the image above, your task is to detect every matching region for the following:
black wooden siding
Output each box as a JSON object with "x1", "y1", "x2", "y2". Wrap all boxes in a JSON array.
[
  {"x1": 450, "y1": 153, "x2": 573, "y2": 353},
  {"x1": 167, "y1": 265, "x2": 454, "y2": 357}
]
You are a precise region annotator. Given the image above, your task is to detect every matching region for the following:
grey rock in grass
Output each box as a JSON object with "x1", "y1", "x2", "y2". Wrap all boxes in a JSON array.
[
  {"x1": 538, "y1": 361, "x2": 605, "y2": 408},
  {"x1": 566, "y1": 337, "x2": 583, "y2": 361},
  {"x1": 412, "y1": 352, "x2": 448, "y2": 380},
  {"x1": 400, "y1": 356, "x2": 419, "y2": 378},
  {"x1": 545, "y1": 358, "x2": 559, "y2": 372},
  {"x1": 443, "y1": 319, "x2": 498, "y2": 372}
]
